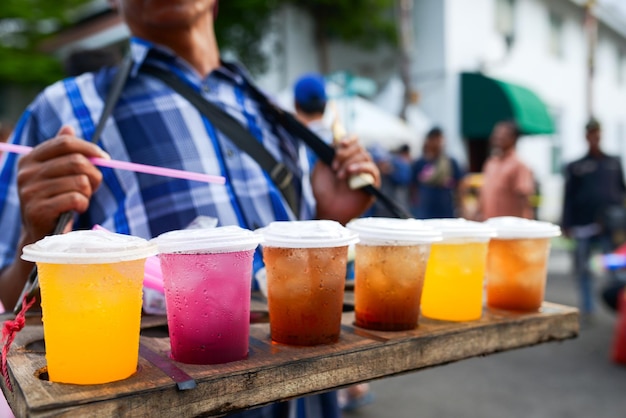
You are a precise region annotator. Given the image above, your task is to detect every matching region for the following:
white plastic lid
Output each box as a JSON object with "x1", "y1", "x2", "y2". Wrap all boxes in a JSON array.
[
  {"x1": 152, "y1": 225, "x2": 262, "y2": 254},
  {"x1": 21, "y1": 230, "x2": 158, "y2": 264},
  {"x1": 485, "y1": 216, "x2": 561, "y2": 239},
  {"x1": 257, "y1": 220, "x2": 358, "y2": 248},
  {"x1": 422, "y1": 218, "x2": 496, "y2": 241},
  {"x1": 346, "y1": 217, "x2": 441, "y2": 245}
]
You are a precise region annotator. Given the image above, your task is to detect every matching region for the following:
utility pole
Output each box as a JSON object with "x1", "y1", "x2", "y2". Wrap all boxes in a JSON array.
[
  {"x1": 584, "y1": 0, "x2": 597, "y2": 120},
  {"x1": 397, "y1": 0, "x2": 415, "y2": 121}
]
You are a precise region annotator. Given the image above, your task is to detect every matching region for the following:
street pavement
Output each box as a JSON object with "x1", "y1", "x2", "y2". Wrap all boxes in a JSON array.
[{"x1": 345, "y1": 249, "x2": 626, "y2": 418}]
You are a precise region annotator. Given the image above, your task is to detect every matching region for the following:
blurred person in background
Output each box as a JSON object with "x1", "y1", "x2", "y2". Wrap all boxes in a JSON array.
[
  {"x1": 410, "y1": 127, "x2": 463, "y2": 219},
  {"x1": 365, "y1": 143, "x2": 411, "y2": 218},
  {"x1": 479, "y1": 120, "x2": 535, "y2": 220},
  {"x1": 0, "y1": 0, "x2": 380, "y2": 416},
  {"x1": 562, "y1": 118, "x2": 626, "y2": 318},
  {"x1": 391, "y1": 143, "x2": 413, "y2": 214},
  {"x1": 293, "y1": 72, "x2": 332, "y2": 168}
]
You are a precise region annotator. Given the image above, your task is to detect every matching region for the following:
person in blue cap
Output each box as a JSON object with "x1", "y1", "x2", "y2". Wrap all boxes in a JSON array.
[{"x1": 294, "y1": 73, "x2": 332, "y2": 168}]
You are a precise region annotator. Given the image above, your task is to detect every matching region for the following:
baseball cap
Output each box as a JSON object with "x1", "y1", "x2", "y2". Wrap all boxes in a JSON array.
[{"x1": 294, "y1": 73, "x2": 327, "y2": 113}]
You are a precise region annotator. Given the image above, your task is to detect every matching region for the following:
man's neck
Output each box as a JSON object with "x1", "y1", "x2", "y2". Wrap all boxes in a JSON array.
[{"x1": 135, "y1": 15, "x2": 220, "y2": 77}]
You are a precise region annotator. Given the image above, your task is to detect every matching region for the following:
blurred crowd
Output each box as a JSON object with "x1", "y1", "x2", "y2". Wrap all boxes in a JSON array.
[{"x1": 365, "y1": 120, "x2": 540, "y2": 224}]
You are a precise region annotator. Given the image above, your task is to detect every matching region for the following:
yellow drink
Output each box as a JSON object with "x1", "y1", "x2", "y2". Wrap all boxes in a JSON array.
[
  {"x1": 421, "y1": 241, "x2": 489, "y2": 321},
  {"x1": 38, "y1": 261, "x2": 145, "y2": 384}
]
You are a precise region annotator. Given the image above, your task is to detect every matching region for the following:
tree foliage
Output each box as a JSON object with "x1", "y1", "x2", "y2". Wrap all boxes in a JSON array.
[
  {"x1": 0, "y1": 0, "x2": 91, "y2": 85},
  {"x1": 214, "y1": 0, "x2": 284, "y2": 75},
  {"x1": 285, "y1": 0, "x2": 397, "y2": 48},
  {"x1": 216, "y1": 0, "x2": 397, "y2": 74}
]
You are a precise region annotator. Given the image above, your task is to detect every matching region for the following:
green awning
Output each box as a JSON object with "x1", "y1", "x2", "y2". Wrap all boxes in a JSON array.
[{"x1": 461, "y1": 72, "x2": 555, "y2": 139}]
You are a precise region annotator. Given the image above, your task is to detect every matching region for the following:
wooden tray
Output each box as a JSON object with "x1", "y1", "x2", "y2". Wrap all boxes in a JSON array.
[{"x1": 0, "y1": 299, "x2": 578, "y2": 417}]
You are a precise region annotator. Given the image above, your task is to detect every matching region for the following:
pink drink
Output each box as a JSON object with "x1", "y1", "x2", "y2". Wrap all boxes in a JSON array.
[
  {"x1": 153, "y1": 226, "x2": 261, "y2": 365},
  {"x1": 160, "y1": 250, "x2": 254, "y2": 364}
]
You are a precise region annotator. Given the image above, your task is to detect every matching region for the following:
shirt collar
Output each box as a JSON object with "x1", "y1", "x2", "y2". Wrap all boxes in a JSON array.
[{"x1": 128, "y1": 36, "x2": 246, "y2": 85}]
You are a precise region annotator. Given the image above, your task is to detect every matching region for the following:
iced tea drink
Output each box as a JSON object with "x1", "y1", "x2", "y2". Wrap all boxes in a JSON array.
[
  {"x1": 347, "y1": 218, "x2": 441, "y2": 331},
  {"x1": 484, "y1": 217, "x2": 561, "y2": 312},
  {"x1": 21, "y1": 230, "x2": 157, "y2": 385},
  {"x1": 421, "y1": 219, "x2": 494, "y2": 322},
  {"x1": 153, "y1": 226, "x2": 261, "y2": 364},
  {"x1": 259, "y1": 220, "x2": 358, "y2": 346}
]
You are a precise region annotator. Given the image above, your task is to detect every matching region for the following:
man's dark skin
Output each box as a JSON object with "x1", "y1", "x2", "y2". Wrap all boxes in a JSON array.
[{"x1": 0, "y1": 0, "x2": 380, "y2": 310}]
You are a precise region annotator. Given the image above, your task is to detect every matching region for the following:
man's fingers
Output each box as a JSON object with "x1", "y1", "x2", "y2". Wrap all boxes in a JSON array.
[
  {"x1": 20, "y1": 175, "x2": 95, "y2": 204},
  {"x1": 25, "y1": 136, "x2": 109, "y2": 162},
  {"x1": 56, "y1": 125, "x2": 76, "y2": 137}
]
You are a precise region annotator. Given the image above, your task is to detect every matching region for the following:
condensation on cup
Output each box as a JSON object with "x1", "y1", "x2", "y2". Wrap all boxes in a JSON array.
[
  {"x1": 347, "y1": 218, "x2": 442, "y2": 331},
  {"x1": 484, "y1": 216, "x2": 561, "y2": 312},
  {"x1": 257, "y1": 220, "x2": 358, "y2": 346}
]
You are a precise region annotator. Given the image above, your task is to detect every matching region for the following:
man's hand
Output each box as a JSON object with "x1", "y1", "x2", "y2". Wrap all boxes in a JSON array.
[
  {"x1": 312, "y1": 135, "x2": 380, "y2": 224},
  {"x1": 16, "y1": 125, "x2": 109, "y2": 244}
]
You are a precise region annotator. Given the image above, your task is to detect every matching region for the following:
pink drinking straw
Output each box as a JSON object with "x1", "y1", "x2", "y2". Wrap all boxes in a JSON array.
[{"x1": 0, "y1": 142, "x2": 225, "y2": 185}]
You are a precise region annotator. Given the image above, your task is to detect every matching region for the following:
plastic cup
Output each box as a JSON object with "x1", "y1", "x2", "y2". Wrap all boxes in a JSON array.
[
  {"x1": 258, "y1": 220, "x2": 358, "y2": 346},
  {"x1": 420, "y1": 219, "x2": 495, "y2": 321},
  {"x1": 152, "y1": 226, "x2": 261, "y2": 364},
  {"x1": 346, "y1": 218, "x2": 441, "y2": 331},
  {"x1": 484, "y1": 217, "x2": 561, "y2": 311},
  {"x1": 21, "y1": 230, "x2": 157, "y2": 385}
]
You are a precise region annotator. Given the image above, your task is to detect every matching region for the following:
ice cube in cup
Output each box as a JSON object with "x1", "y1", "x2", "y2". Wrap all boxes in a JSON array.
[
  {"x1": 152, "y1": 225, "x2": 262, "y2": 364},
  {"x1": 257, "y1": 220, "x2": 358, "y2": 346},
  {"x1": 346, "y1": 218, "x2": 441, "y2": 331}
]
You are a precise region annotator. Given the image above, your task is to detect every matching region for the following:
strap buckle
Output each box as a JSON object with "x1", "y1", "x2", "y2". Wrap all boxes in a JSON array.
[{"x1": 270, "y1": 163, "x2": 293, "y2": 190}]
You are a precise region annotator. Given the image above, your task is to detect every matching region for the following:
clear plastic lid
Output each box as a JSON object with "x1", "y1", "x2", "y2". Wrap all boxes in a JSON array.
[
  {"x1": 346, "y1": 217, "x2": 441, "y2": 245},
  {"x1": 485, "y1": 216, "x2": 561, "y2": 239},
  {"x1": 257, "y1": 220, "x2": 358, "y2": 248},
  {"x1": 422, "y1": 218, "x2": 496, "y2": 241},
  {"x1": 152, "y1": 225, "x2": 262, "y2": 254},
  {"x1": 21, "y1": 230, "x2": 158, "y2": 264}
]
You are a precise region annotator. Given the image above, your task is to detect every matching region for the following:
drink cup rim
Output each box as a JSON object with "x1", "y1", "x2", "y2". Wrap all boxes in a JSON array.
[
  {"x1": 152, "y1": 225, "x2": 262, "y2": 254},
  {"x1": 484, "y1": 216, "x2": 561, "y2": 239},
  {"x1": 422, "y1": 218, "x2": 496, "y2": 241},
  {"x1": 256, "y1": 220, "x2": 358, "y2": 248},
  {"x1": 347, "y1": 217, "x2": 442, "y2": 245},
  {"x1": 21, "y1": 230, "x2": 158, "y2": 264}
]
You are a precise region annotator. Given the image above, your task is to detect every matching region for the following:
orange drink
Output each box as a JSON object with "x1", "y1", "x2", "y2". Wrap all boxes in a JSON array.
[
  {"x1": 259, "y1": 220, "x2": 358, "y2": 346},
  {"x1": 22, "y1": 230, "x2": 157, "y2": 384},
  {"x1": 484, "y1": 217, "x2": 561, "y2": 312},
  {"x1": 347, "y1": 218, "x2": 441, "y2": 331},
  {"x1": 421, "y1": 219, "x2": 494, "y2": 322}
]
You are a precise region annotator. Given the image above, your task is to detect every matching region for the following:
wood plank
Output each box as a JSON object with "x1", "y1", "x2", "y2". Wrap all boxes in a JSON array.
[{"x1": 0, "y1": 301, "x2": 578, "y2": 417}]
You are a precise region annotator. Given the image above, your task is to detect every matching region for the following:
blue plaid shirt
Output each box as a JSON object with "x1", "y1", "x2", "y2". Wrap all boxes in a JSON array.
[{"x1": 0, "y1": 37, "x2": 317, "y2": 273}]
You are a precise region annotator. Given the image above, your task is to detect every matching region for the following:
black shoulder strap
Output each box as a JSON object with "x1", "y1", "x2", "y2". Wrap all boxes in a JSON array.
[{"x1": 140, "y1": 64, "x2": 299, "y2": 215}]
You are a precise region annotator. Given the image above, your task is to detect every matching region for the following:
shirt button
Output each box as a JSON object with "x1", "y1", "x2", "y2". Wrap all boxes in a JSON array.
[{"x1": 202, "y1": 84, "x2": 210, "y2": 93}]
